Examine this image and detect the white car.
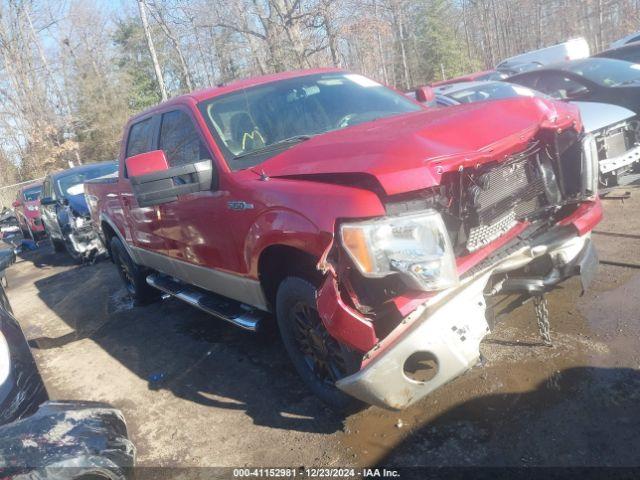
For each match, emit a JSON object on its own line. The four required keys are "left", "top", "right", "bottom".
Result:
{"left": 496, "top": 38, "right": 590, "bottom": 74}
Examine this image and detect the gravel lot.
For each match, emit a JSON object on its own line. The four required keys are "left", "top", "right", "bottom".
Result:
{"left": 5, "top": 183, "right": 640, "bottom": 468}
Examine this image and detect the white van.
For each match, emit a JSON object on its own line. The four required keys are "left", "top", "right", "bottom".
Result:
{"left": 496, "top": 37, "right": 590, "bottom": 73}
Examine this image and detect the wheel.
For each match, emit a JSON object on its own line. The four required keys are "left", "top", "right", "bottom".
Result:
{"left": 110, "top": 236, "right": 159, "bottom": 304}
{"left": 51, "top": 237, "right": 66, "bottom": 253}
{"left": 276, "top": 276, "right": 363, "bottom": 412}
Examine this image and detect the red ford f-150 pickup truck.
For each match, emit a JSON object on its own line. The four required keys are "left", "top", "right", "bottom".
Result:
{"left": 85, "top": 68, "right": 602, "bottom": 411}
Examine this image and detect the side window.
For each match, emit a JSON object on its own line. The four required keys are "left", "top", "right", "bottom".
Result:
{"left": 159, "top": 110, "right": 208, "bottom": 167}
{"left": 617, "top": 50, "right": 640, "bottom": 63}
{"left": 511, "top": 73, "right": 540, "bottom": 90}
{"left": 42, "top": 178, "right": 52, "bottom": 199}
{"left": 126, "top": 118, "right": 154, "bottom": 158}
{"left": 537, "top": 73, "right": 589, "bottom": 100}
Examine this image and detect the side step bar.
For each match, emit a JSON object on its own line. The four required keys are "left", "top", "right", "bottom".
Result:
{"left": 146, "top": 273, "right": 264, "bottom": 331}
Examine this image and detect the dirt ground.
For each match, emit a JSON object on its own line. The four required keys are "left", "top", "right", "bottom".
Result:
{"left": 4, "top": 184, "right": 640, "bottom": 469}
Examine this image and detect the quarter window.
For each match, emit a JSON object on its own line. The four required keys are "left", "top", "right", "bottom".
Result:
{"left": 159, "top": 110, "right": 207, "bottom": 167}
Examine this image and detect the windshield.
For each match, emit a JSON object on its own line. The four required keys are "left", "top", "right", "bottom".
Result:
{"left": 198, "top": 72, "right": 422, "bottom": 170}
{"left": 565, "top": 58, "right": 640, "bottom": 86}
{"left": 446, "top": 82, "right": 543, "bottom": 104}
{"left": 56, "top": 163, "right": 118, "bottom": 198}
{"left": 22, "top": 186, "right": 41, "bottom": 202}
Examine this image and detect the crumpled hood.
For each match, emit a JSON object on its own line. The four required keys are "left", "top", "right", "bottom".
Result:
{"left": 260, "top": 97, "right": 580, "bottom": 196}
{"left": 66, "top": 194, "right": 89, "bottom": 217}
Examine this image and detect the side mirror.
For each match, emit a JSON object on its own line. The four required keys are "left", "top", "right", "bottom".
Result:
{"left": 11, "top": 201, "right": 20, "bottom": 208}
{"left": 127, "top": 150, "right": 213, "bottom": 207}
{"left": 415, "top": 85, "right": 436, "bottom": 104}
{"left": 40, "top": 197, "right": 57, "bottom": 206}
{"left": 125, "top": 150, "right": 169, "bottom": 177}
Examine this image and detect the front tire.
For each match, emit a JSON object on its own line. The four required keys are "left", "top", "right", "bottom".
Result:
{"left": 276, "top": 276, "right": 363, "bottom": 412}
{"left": 110, "top": 236, "right": 159, "bottom": 304}
{"left": 51, "top": 237, "right": 66, "bottom": 253}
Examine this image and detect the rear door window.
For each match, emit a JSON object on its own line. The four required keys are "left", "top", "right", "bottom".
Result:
{"left": 126, "top": 118, "right": 154, "bottom": 158}
{"left": 159, "top": 110, "right": 208, "bottom": 167}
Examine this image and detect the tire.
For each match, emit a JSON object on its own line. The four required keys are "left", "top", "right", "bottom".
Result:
{"left": 52, "top": 237, "right": 66, "bottom": 253}
{"left": 110, "top": 236, "right": 159, "bottom": 304}
{"left": 276, "top": 276, "right": 363, "bottom": 412}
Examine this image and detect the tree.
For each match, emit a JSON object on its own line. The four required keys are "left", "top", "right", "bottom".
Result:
{"left": 137, "top": 0, "right": 168, "bottom": 101}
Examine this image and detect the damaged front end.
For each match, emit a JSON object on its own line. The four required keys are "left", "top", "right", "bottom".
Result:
{"left": 316, "top": 123, "right": 602, "bottom": 409}
{"left": 59, "top": 205, "right": 107, "bottom": 262}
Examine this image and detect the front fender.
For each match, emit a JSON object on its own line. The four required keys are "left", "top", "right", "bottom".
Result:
{"left": 245, "top": 208, "right": 330, "bottom": 277}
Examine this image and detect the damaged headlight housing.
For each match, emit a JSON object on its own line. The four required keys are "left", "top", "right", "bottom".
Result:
{"left": 581, "top": 133, "right": 599, "bottom": 199}
{"left": 340, "top": 210, "right": 459, "bottom": 291}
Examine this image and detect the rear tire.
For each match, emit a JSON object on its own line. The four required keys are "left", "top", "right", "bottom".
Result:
{"left": 276, "top": 276, "right": 363, "bottom": 413}
{"left": 110, "top": 236, "right": 159, "bottom": 305}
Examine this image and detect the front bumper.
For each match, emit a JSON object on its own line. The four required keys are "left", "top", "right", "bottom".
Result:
{"left": 66, "top": 222, "right": 107, "bottom": 259}
{"left": 28, "top": 216, "right": 45, "bottom": 232}
{"left": 599, "top": 143, "right": 640, "bottom": 175}
{"left": 336, "top": 230, "right": 598, "bottom": 410}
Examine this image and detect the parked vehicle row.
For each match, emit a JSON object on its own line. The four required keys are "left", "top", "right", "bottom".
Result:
{"left": 39, "top": 161, "right": 118, "bottom": 261}
{"left": 81, "top": 68, "right": 601, "bottom": 411}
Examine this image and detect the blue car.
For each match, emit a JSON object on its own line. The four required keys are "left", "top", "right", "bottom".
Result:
{"left": 40, "top": 162, "right": 118, "bottom": 261}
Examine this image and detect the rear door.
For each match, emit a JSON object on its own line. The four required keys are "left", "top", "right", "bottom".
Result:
{"left": 117, "top": 116, "right": 167, "bottom": 253}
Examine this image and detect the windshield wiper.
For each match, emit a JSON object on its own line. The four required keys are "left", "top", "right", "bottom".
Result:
{"left": 233, "top": 135, "right": 314, "bottom": 160}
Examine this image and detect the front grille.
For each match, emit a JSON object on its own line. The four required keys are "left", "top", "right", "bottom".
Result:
{"left": 464, "top": 143, "right": 558, "bottom": 252}
{"left": 467, "top": 211, "right": 516, "bottom": 252}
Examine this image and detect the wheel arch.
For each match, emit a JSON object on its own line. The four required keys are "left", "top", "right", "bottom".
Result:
{"left": 257, "top": 244, "right": 322, "bottom": 312}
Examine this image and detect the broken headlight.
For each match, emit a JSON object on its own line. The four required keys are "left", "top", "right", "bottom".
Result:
{"left": 74, "top": 216, "right": 86, "bottom": 229}
{"left": 340, "top": 210, "right": 459, "bottom": 291}
{"left": 581, "top": 133, "right": 599, "bottom": 199}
